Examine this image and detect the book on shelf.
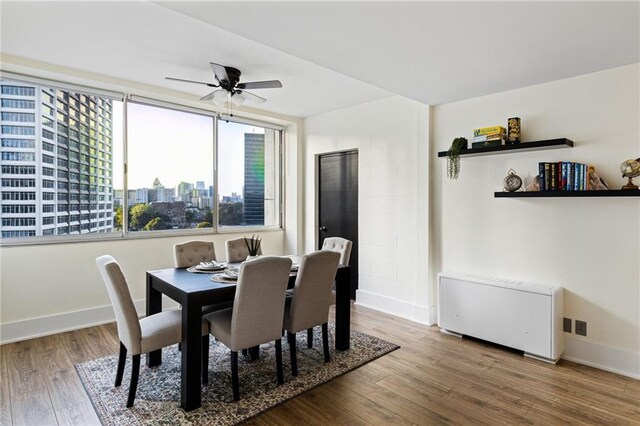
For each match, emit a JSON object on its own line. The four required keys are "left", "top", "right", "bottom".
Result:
{"left": 471, "top": 140, "right": 502, "bottom": 148}
{"left": 538, "top": 161, "right": 589, "bottom": 191}
{"left": 473, "top": 133, "right": 506, "bottom": 142}
{"left": 473, "top": 126, "right": 506, "bottom": 137}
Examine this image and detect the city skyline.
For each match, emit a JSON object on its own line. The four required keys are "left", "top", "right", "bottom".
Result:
{"left": 113, "top": 102, "right": 266, "bottom": 196}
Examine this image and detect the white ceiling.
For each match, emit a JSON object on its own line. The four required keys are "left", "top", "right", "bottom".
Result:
{"left": 2, "top": 1, "right": 638, "bottom": 118}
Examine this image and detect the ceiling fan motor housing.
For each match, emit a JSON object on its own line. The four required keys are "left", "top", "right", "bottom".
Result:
{"left": 222, "top": 66, "right": 242, "bottom": 92}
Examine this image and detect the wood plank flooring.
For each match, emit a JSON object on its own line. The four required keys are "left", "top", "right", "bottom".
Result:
{"left": 1, "top": 306, "right": 638, "bottom": 425}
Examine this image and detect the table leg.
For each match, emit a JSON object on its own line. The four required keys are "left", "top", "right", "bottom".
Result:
{"left": 335, "top": 267, "right": 351, "bottom": 351}
{"left": 181, "top": 295, "right": 202, "bottom": 411}
{"left": 146, "top": 273, "right": 162, "bottom": 367}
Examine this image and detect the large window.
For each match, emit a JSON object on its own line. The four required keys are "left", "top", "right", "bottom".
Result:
{"left": 123, "top": 102, "right": 215, "bottom": 232}
{"left": 217, "top": 120, "right": 281, "bottom": 228}
{"left": 0, "top": 77, "right": 283, "bottom": 243}
{"left": 0, "top": 78, "right": 120, "bottom": 240}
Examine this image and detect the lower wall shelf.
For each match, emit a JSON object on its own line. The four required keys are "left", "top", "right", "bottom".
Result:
{"left": 495, "top": 190, "right": 640, "bottom": 198}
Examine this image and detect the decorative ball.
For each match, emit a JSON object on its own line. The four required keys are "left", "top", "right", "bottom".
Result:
{"left": 620, "top": 158, "right": 640, "bottom": 178}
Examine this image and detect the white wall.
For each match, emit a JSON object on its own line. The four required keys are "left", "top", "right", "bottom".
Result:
{"left": 431, "top": 64, "right": 640, "bottom": 378}
{"left": 0, "top": 231, "right": 285, "bottom": 343}
{"left": 303, "top": 96, "right": 433, "bottom": 324}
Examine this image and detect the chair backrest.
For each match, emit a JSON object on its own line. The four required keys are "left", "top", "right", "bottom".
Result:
{"left": 230, "top": 256, "right": 292, "bottom": 350}
{"left": 95, "top": 255, "right": 142, "bottom": 353}
{"left": 173, "top": 240, "right": 216, "bottom": 268}
{"left": 225, "top": 237, "right": 263, "bottom": 263}
{"left": 287, "top": 251, "right": 341, "bottom": 333}
{"left": 321, "top": 237, "right": 352, "bottom": 265}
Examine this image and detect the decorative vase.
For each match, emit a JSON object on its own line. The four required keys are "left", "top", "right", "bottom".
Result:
{"left": 246, "top": 255, "right": 260, "bottom": 261}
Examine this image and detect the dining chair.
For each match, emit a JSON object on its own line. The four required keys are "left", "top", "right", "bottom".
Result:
{"left": 173, "top": 240, "right": 232, "bottom": 316}
{"left": 204, "top": 256, "right": 292, "bottom": 401}
{"left": 225, "top": 237, "right": 263, "bottom": 263}
{"left": 312, "top": 237, "right": 353, "bottom": 347}
{"left": 96, "top": 255, "right": 210, "bottom": 407}
{"left": 173, "top": 240, "right": 217, "bottom": 268}
{"left": 283, "top": 251, "right": 340, "bottom": 376}
{"left": 321, "top": 237, "right": 352, "bottom": 266}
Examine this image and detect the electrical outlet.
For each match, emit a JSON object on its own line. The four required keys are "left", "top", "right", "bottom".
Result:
{"left": 563, "top": 317, "right": 572, "bottom": 333}
{"left": 575, "top": 320, "right": 587, "bottom": 336}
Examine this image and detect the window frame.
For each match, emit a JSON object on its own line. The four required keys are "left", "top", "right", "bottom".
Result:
{"left": 215, "top": 116, "right": 284, "bottom": 233}
{"left": 0, "top": 73, "right": 285, "bottom": 246}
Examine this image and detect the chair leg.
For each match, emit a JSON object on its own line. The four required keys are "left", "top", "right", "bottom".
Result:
{"left": 202, "top": 335, "right": 209, "bottom": 385}
{"left": 231, "top": 351, "right": 240, "bottom": 402}
{"left": 307, "top": 328, "right": 314, "bottom": 349}
{"left": 288, "top": 331, "right": 298, "bottom": 376}
{"left": 322, "top": 323, "right": 331, "bottom": 363}
{"left": 275, "top": 339, "right": 284, "bottom": 385}
{"left": 126, "top": 354, "right": 140, "bottom": 408}
{"left": 178, "top": 342, "right": 181, "bottom": 351}
{"left": 115, "top": 342, "right": 127, "bottom": 387}
{"left": 241, "top": 348, "right": 248, "bottom": 356}
{"left": 249, "top": 345, "right": 259, "bottom": 360}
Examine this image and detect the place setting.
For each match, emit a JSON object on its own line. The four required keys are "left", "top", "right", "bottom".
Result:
{"left": 186, "top": 261, "right": 227, "bottom": 274}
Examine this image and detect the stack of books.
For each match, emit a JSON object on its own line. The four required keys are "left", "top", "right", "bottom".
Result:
{"left": 472, "top": 126, "right": 506, "bottom": 148}
{"left": 538, "top": 162, "right": 589, "bottom": 191}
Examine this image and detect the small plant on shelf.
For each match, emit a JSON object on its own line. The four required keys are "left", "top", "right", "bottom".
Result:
{"left": 244, "top": 234, "right": 262, "bottom": 256}
{"left": 447, "top": 137, "right": 468, "bottom": 179}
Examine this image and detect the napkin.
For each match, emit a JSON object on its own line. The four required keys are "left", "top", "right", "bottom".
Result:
{"left": 195, "top": 261, "right": 225, "bottom": 271}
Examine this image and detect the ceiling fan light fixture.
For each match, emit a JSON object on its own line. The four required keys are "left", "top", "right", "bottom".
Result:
{"left": 211, "top": 90, "right": 228, "bottom": 107}
{"left": 231, "top": 91, "right": 247, "bottom": 106}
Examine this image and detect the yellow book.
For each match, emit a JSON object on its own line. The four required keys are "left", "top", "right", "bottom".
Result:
{"left": 473, "top": 126, "right": 506, "bottom": 137}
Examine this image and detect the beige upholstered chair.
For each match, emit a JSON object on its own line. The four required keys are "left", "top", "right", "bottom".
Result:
{"left": 173, "top": 241, "right": 232, "bottom": 315}
{"left": 96, "top": 255, "right": 209, "bottom": 407}
{"left": 321, "top": 237, "right": 352, "bottom": 266}
{"left": 283, "top": 251, "right": 341, "bottom": 376}
{"left": 173, "top": 240, "right": 216, "bottom": 268}
{"left": 225, "top": 237, "right": 262, "bottom": 263}
{"left": 204, "top": 256, "right": 292, "bottom": 401}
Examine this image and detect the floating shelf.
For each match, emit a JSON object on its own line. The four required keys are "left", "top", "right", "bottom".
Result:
{"left": 438, "top": 138, "right": 573, "bottom": 158}
{"left": 495, "top": 190, "right": 640, "bottom": 198}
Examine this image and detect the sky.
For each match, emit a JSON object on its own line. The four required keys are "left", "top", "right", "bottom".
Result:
{"left": 111, "top": 102, "right": 265, "bottom": 196}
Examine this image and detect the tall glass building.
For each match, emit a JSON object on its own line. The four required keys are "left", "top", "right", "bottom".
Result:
{"left": 0, "top": 80, "right": 114, "bottom": 238}
{"left": 243, "top": 133, "right": 265, "bottom": 225}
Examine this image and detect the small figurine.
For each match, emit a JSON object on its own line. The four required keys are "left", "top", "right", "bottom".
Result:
{"left": 525, "top": 175, "right": 541, "bottom": 192}
{"left": 587, "top": 165, "right": 608, "bottom": 190}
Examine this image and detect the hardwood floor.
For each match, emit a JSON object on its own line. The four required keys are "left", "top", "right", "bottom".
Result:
{"left": 1, "top": 305, "right": 638, "bottom": 425}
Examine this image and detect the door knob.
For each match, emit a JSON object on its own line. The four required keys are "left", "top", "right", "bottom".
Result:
{"left": 319, "top": 226, "right": 327, "bottom": 231}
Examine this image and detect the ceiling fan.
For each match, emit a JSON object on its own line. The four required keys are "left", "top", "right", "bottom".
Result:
{"left": 165, "top": 62, "right": 282, "bottom": 106}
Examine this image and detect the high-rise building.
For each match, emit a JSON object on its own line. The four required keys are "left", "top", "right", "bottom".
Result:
{"left": 0, "top": 81, "right": 114, "bottom": 237}
{"left": 243, "top": 133, "right": 265, "bottom": 225}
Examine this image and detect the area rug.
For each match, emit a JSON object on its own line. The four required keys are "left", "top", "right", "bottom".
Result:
{"left": 76, "top": 324, "right": 399, "bottom": 425}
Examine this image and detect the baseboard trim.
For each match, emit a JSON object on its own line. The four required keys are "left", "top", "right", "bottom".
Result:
{"left": 355, "top": 289, "right": 435, "bottom": 326}
{"left": 562, "top": 335, "right": 639, "bottom": 379}
{"left": 0, "top": 299, "right": 178, "bottom": 345}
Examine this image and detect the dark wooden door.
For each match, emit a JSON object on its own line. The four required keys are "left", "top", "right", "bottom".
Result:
{"left": 318, "top": 150, "right": 358, "bottom": 299}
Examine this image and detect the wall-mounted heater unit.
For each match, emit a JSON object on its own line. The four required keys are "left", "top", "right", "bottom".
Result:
{"left": 438, "top": 272, "right": 564, "bottom": 363}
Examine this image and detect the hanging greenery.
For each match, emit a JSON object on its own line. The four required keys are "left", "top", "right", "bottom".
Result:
{"left": 447, "top": 137, "right": 468, "bottom": 179}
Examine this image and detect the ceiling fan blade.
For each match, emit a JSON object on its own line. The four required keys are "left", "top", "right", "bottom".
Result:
{"left": 200, "top": 90, "right": 220, "bottom": 101}
{"left": 210, "top": 62, "right": 229, "bottom": 83}
{"left": 238, "top": 90, "right": 267, "bottom": 104}
{"left": 237, "top": 80, "right": 282, "bottom": 90}
{"left": 165, "top": 76, "right": 216, "bottom": 87}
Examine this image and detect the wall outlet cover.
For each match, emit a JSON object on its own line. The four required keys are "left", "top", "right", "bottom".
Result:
{"left": 575, "top": 320, "right": 587, "bottom": 336}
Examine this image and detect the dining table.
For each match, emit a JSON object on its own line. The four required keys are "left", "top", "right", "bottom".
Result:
{"left": 145, "top": 258, "right": 352, "bottom": 411}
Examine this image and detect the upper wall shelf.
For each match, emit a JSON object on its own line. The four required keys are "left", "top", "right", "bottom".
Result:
{"left": 437, "top": 138, "right": 573, "bottom": 158}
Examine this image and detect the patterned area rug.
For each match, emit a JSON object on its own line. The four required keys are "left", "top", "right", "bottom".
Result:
{"left": 76, "top": 324, "right": 399, "bottom": 425}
